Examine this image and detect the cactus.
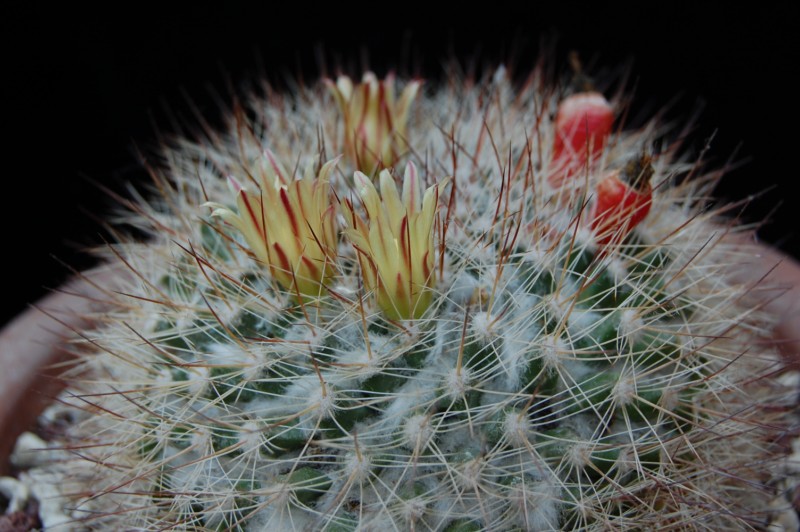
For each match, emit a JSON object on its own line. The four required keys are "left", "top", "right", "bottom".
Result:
{"left": 8, "top": 64, "right": 799, "bottom": 531}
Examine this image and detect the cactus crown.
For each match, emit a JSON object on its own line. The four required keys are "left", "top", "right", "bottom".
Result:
{"left": 15, "top": 67, "right": 797, "bottom": 531}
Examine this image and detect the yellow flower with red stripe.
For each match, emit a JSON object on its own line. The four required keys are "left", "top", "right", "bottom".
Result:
{"left": 342, "top": 162, "right": 447, "bottom": 320}
{"left": 327, "top": 72, "right": 420, "bottom": 174}
{"left": 207, "top": 153, "right": 339, "bottom": 298}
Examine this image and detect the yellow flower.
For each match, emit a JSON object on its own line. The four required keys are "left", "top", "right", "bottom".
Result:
{"left": 342, "top": 162, "right": 447, "bottom": 320}
{"left": 327, "top": 72, "right": 420, "bottom": 174}
{"left": 207, "top": 153, "right": 339, "bottom": 298}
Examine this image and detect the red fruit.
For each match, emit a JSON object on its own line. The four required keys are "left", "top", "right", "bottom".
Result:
{"left": 549, "top": 92, "right": 614, "bottom": 187}
{"left": 590, "top": 156, "right": 654, "bottom": 247}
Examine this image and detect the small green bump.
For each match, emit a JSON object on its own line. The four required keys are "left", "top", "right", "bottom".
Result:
{"left": 576, "top": 268, "right": 631, "bottom": 309}
{"left": 403, "top": 346, "right": 429, "bottom": 368}
{"left": 210, "top": 516, "right": 244, "bottom": 532}
{"left": 206, "top": 479, "right": 261, "bottom": 531}
{"left": 170, "top": 425, "right": 192, "bottom": 449}
{"left": 536, "top": 427, "right": 578, "bottom": 462}
{"left": 320, "top": 393, "right": 373, "bottom": 435}
{"left": 373, "top": 453, "right": 394, "bottom": 467}
{"left": 367, "top": 316, "right": 391, "bottom": 335}
{"left": 154, "top": 319, "right": 226, "bottom": 352}
{"left": 324, "top": 516, "right": 358, "bottom": 532}
{"left": 521, "top": 356, "right": 559, "bottom": 395}
{"left": 152, "top": 470, "right": 171, "bottom": 493}
{"left": 463, "top": 336, "right": 501, "bottom": 375}
{"left": 614, "top": 444, "right": 662, "bottom": 479}
{"left": 566, "top": 370, "right": 619, "bottom": 415}
{"left": 283, "top": 467, "right": 332, "bottom": 505}
{"left": 573, "top": 312, "right": 622, "bottom": 360}
{"left": 566, "top": 241, "right": 595, "bottom": 275}
{"left": 537, "top": 305, "right": 565, "bottom": 336}
{"left": 626, "top": 247, "right": 670, "bottom": 275}
{"left": 208, "top": 366, "right": 256, "bottom": 403}
{"left": 588, "top": 446, "right": 621, "bottom": 479}
{"left": 264, "top": 418, "right": 309, "bottom": 453}
{"left": 235, "top": 478, "right": 259, "bottom": 491}
{"left": 667, "top": 388, "right": 701, "bottom": 433}
{"left": 403, "top": 325, "right": 436, "bottom": 369}
{"left": 531, "top": 269, "right": 556, "bottom": 296}
{"left": 369, "top": 453, "right": 395, "bottom": 475}
{"left": 256, "top": 307, "right": 303, "bottom": 340}
{"left": 638, "top": 445, "right": 662, "bottom": 473}
{"left": 171, "top": 367, "right": 189, "bottom": 381}
{"left": 138, "top": 437, "right": 158, "bottom": 457}
{"left": 485, "top": 407, "right": 518, "bottom": 446}
{"left": 519, "top": 261, "right": 556, "bottom": 296}
{"left": 483, "top": 408, "right": 511, "bottom": 445}
{"left": 317, "top": 336, "right": 346, "bottom": 362}
{"left": 500, "top": 474, "right": 524, "bottom": 488}
{"left": 399, "top": 481, "right": 428, "bottom": 500}
{"left": 211, "top": 427, "right": 241, "bottom": 455}
{"left": 251, "top": 368, "right": 290, "bottom": 396}
{"left": 627, "top": 275, "right": 684, "bottom": 320}
{"left": 233, "top": 478, "right": 260, "bottom": 513}
{"left": 201, "top": 221, "right": 231, "bottom": 260}
{"left": 158, "top": 271, "right": 197, "bottom": 300}
{"left": 444, "top": 519, "right": 483, "bottom": 532}
{"left": 361, "top": 369, "right": 410, "bottom": 394}
{"left": 153, "top": 319, "right": 192, "bottom": 351}
{"left": 633, "top": 331, "right": 680, "bottom": 367}
{"left": 233, "top": 310, "right": 269, "bottom": 338}
{"left": 436, "top": 387, "right": 482, "bottom": 413}
{"left": 311, "top": 338, "right": 341, "bottom": 364}
{"left": 622, "top": 387, "right": 663, "bottom": 422}
{"left": 451, "top": 448, "right": 480, "bottom": 465}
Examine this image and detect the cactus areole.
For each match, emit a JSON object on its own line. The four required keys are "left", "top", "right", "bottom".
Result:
{"left": 5, "top": 66, "right": 798, "bottom": 531}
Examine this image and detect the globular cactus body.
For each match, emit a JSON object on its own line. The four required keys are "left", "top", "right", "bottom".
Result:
{"left": 11, "top": 65, "right": 798, "bottom": 531}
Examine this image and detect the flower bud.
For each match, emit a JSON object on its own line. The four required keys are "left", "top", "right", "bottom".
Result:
{"left": 327, "top": 72, "right": 420, "bottom": 174}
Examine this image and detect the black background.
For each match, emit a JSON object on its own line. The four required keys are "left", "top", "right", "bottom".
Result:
{"left": 4, "top": 3, "right": 799, "bottom": 327}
